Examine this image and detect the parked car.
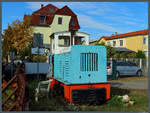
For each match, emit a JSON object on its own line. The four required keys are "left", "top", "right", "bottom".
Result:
{"left": 3, "top": 63, "right": 17, "bottom": 81}
{"left": 13, "top": 59, "right": 22, "bottom": 65}
{"left": 107, "top": 60, "right": 143, "bottom": 78}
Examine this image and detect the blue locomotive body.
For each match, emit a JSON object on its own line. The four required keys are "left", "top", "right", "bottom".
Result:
{"left": 53, "top": 45, "right": 107, "bottom": 85}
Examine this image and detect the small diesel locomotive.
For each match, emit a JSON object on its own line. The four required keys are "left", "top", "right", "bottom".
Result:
{"left": 48, "top": 31, "right": 110, "bottom": 103}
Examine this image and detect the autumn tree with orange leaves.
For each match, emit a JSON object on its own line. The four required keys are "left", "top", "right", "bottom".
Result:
{"left": 3, "top": 15, "right": 33, "bottom": 61}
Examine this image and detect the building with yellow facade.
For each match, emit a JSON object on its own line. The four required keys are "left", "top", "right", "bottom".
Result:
{"left": 99, "top": 29, "right": 148, "bottom": 57}
{"left": 30, "top": 4, "right": 80, "bottom": 48}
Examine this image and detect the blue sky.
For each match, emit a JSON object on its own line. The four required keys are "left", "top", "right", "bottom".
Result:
{"left": 2, "top": 2, "right": 148, "bottom": 40}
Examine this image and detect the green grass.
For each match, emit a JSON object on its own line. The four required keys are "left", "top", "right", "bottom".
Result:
{"left": 28, "top": 80, "right": 148, "bottom": 112}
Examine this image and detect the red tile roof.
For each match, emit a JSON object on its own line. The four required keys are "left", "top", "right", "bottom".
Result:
{"left": 31, "top": 4, "right": 80, "bottom": 30}
{"left": 99, "top": 29, "right": 148, "bottom": 41}
{"left": 55, "top": 5, "right": 76, "bottom": 16}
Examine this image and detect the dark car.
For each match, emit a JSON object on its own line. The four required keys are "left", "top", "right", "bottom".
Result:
{"left": 3, "top": 63, "right": 17, "bottom": 81}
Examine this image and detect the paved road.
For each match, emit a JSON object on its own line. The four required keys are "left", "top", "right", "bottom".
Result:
{"left": 110, "top": 80, "right": 148, "bottom": 89}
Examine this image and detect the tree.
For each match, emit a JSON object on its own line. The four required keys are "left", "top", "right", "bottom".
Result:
{"left": 127, "top": 52, "right": 136, "bottom": 58}
{"left": 95, "top": 41, "right": 105, "bottom": 46}
{"left": 136, "top": 50, "right": 146, "bottom": 59}
{"left": 94, "top": 41, "right": 116, "bottom": 58}
{"left": 106, "top": 46, "right": 116, "bottom": 58}
{"left": 3, "top": 15, "right": 33, "bottom": 60}
{"left": 33, "top": 55, "right": 47, "bottom": 62}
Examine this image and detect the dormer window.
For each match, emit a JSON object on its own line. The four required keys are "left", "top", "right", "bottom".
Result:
{"left": 49, "top": 8, "right": 54, "bottom": 13}
{"left": 40, "top": 16, "right": 46, "bottom": 23}
{"left": 58, "top": 17, "right": 62, "bottom": 24}
{"left": 64, "top": 9, "right": 67, "bottom": 14}
{"left": 71, "top": 18, "right": 75, "bottom": 26}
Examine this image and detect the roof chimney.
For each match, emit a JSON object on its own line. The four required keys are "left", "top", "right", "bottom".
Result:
{"left": 115, "top": 32, "right": 117, "bottom": 35}
{"left": 41, "top": 4, "right": 44, "bottom": 8}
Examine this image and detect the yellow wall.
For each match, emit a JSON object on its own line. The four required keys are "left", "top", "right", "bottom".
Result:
{"left": 125, "top": 35, "right": 148, "bottom": 52}
{"left": 32, "top": 15, "right": 71, "bottom": 45}
{"left": 50, "top": 15, "right": 71, "bottom": 34}
{"left": 101, "top": 35, "right": 148, "bottom": 53}
{"left": 125, "top": 35, "right": 143, "bottom": 52}
{"left": 33, "top": 26, "right": 51, "bottom": 45}
{"left": 99, "top": 38, "right": 106, "bottom": 44}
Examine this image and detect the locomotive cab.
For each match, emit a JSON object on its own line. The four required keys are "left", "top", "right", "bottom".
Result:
{"left": 50, "top": 31, "right": 90, "bottom": 54}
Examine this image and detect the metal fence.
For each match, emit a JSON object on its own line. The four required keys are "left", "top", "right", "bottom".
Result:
{"left": 25, "top": 63, "right": 49, "bottom": 74}
{"left": 110, "top": 58, "right": 148, "bottom": 76}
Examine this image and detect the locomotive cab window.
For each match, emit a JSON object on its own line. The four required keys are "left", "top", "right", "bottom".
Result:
{"left": 74, "top": 37, "right": 82, "bottom": 45}
{"left": 58, "top": 36, "right": 70, "bottom": 47}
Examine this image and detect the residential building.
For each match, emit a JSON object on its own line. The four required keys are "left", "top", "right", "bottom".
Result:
{"left": 30, "top": 4, "right": 80, "bottom": 48}
{"left": 82, "top": 39, "right": 98, "bottom": 45}
{"left": 99, "top": 29, "right": 148, "bottom": 57}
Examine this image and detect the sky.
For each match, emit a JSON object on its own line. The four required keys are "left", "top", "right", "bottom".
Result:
{"left": 2, "top": 2, "right": 148, "bottom": 40}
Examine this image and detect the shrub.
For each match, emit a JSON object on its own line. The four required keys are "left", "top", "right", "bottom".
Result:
{"left": 106, "top": 96, "right": 124, "bottom": 107}
{"left": 32, "top": 55, "right": 47, "bottom": 62}
{"left": 136, "top": 50, "right": 146, "bottom": 59}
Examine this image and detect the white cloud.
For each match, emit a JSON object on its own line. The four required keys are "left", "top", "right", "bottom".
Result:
{"left": 78, "top": 14, "right": 123, "bottom": 33}
{"left": 25, "top": 2, "right": 148, "bottom": 38}
{"left": 104, "top": 15, "right": 143, "bottom": 26}
{"left": 26, "top": 2, "right": 116, "bottom": 12}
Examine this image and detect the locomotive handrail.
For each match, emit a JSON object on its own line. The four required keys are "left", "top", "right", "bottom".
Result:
{"left": 35, "top": 79, "right": 53, "bottom": 101}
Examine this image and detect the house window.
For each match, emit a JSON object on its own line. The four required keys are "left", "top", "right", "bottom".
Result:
{"left": 33, "top": 33, "right": 43, "bottom": 47}
{"left": 64, "top": 9, "right": 67, "bottom": 13}
{"left": 71, "top": 18, "right": 75, "bottom": 26}
{"left": 143, "top": 37, "right": 146, "bottom": 45}
{"left": 107, "top": 41, "right": 111, "bottom": 46}
{"left": 49, "top": 8, "right": 54, "bottom": 13}
{"left": 58, "top": 17, "right": 62, "bottom": 24}
{"left": 120, "top": 40, "right": 123, "bottom": 46}
{"left": 40, "top": 16, "right": 46, "bottom": 23}
{"left": 113, "top": 41, "right": 116, "bottom": 47}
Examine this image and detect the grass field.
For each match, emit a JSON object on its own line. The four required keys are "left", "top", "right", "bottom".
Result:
{"left": 28, "top": 80, "right": 148, "bottom": 112}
